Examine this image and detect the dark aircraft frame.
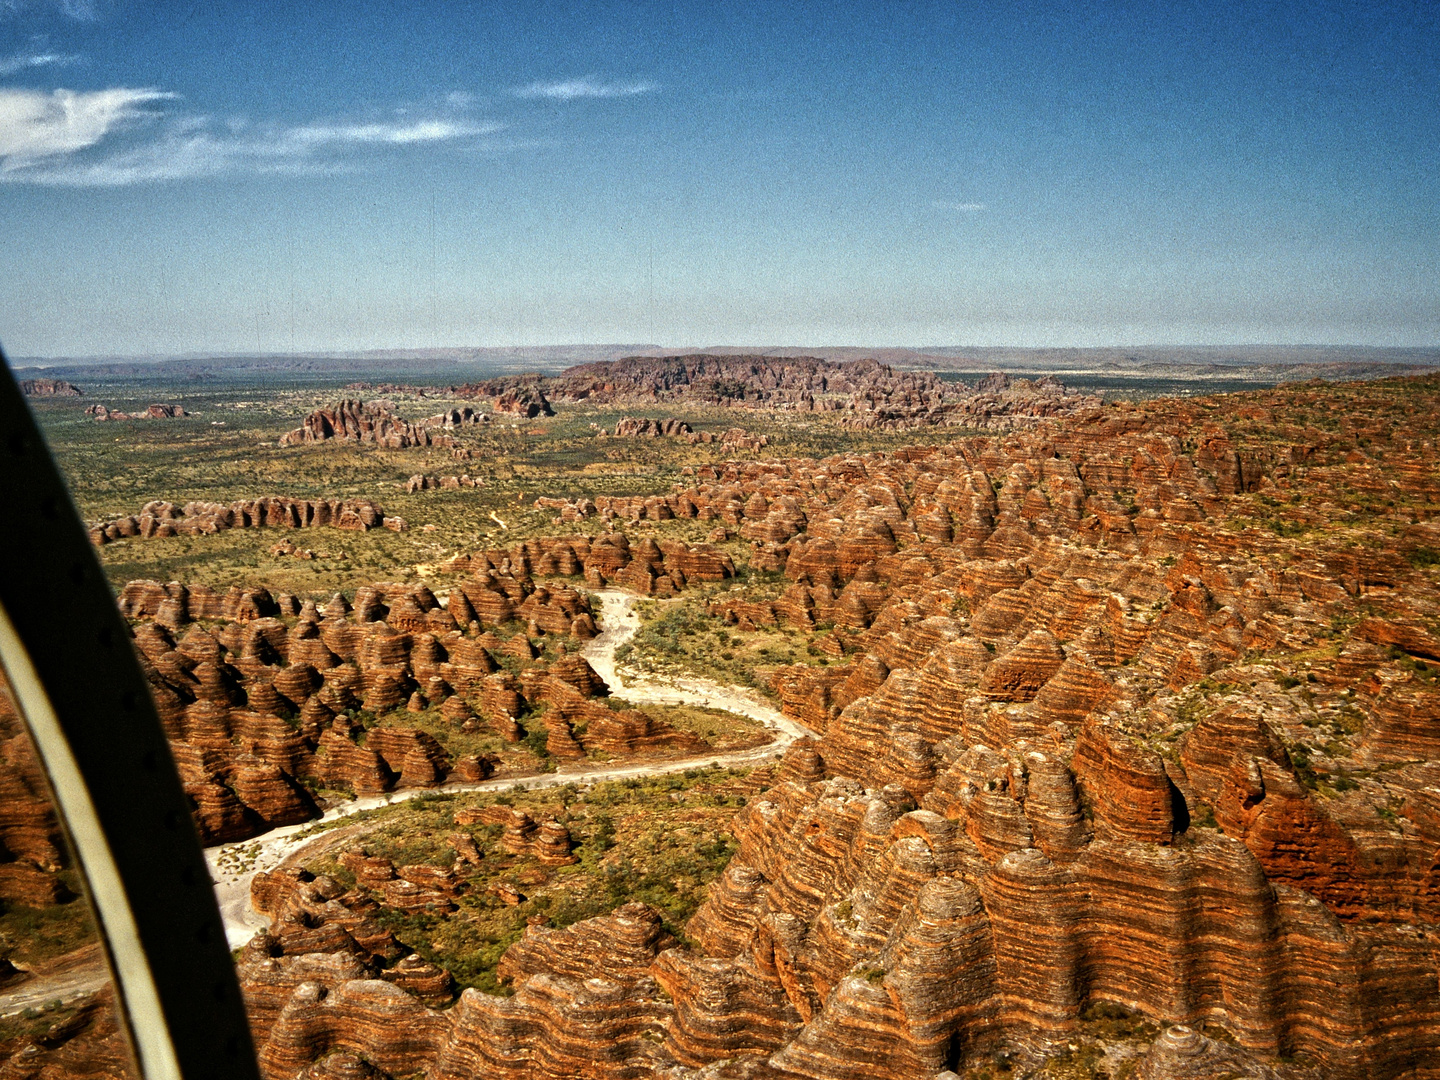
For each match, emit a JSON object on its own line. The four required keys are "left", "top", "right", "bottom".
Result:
{"left": 0, "top": 355, "right": 260, "bottom": 1080}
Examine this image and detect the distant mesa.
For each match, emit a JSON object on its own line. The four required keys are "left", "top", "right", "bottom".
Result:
{"left": 338, "top": 356, "right": 1096, "bottom": 432}
{"left": 85, "top": 402, "right": 187, "bottom": 420}
{"left": 443, "top": 354, "right": 1101, "bottom": 430}
{"left": 279, "top": 399, "right": 488, "bottom": 448}
{"left": 88, "top": 496, "right": 401, "bottom": 546}
{"left": 19, "top": 377, "right": 81, "bottom": 397}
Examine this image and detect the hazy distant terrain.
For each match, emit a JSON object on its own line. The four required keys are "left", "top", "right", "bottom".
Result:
{"left": 699, "top": 344, "right": 1440, "bottom": 385}
{"left": 12, "top": 344, "right": 1437, "bottom": 401}
{"left": 5, "top": 345, "right": 662, "bottom": 383}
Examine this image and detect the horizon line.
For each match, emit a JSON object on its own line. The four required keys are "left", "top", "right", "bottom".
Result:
{"left": 9, "top": 342, "right": 1440, "bottom": 362}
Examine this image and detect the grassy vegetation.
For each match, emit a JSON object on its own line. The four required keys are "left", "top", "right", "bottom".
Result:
{"left": 29, "top": 378, "right": 960, "bottom": 597}
{"left": 0, "top": 872, "right": 94, "bottom": 967}
{"left": 627, "top": 701, "right": 769, "bottom": 750}
{"left": 0, "top": 996, "right": 94, "bottom": 1046}
{"left": 298, "top": 766, "right": 761, "bottom": 995}
{"left": 371, "top": 706, "right": 546, "bottom": 774}
{"left": 365, "top": 689, "right": 763, "bottom": 774}
{"left": 34, "top": 371, "right": 1440, "bottom": 601}
{"left": 1408, "top": 547, "right": 1440, "bottom": 569}
{"left": 616, "top": 596, "right": 832, "bottom": 696}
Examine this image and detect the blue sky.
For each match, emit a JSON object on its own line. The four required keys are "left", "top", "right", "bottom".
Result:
{"left": 0, "top": 0, "right": 1435, "bottom": 357}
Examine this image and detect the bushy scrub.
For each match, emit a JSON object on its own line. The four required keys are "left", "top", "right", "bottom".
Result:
{"left": 622, "top": 598, "right": 829, "bottom": 695}
{"left": 301, "top": 766, "right": 762, "bottom": 995}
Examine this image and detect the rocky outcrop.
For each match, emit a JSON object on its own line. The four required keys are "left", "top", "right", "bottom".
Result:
{"left": 599, "top": 416, "right": 769, "bottom": 450}
{"left": 454, "top": 806, "right": 578, "bottom": 865}
{"left": 610, "top": 416, "right": 693, "bottom": 438}
{"left": 405, "top": 474, "right": 482, "bottom": 493}
{"left": 492, "top": 385, "right": 554, "bottom": 417}
{"left": 1134, "top": 1024, "right": 1281, "bottom": 1079}
{"left": 279, "top": 399, "right": 482, "bottom": 448}
{"left": 0, "top": 860, "right": 71, "bottom": 905}
{"left": 18, "top": 377, "right": 81, "bottom": 396}
{"left": 0, "top": 676, "right": 74, "bottom": 910}
{"left": 541, "top": 678, "right": 709, "bottom": 759}
{"left": 89, "top": 497, "right": 396, "bottom": 546}
{"left": 115, "top": 544, "right": 736, "bottom": 843}
{"left": 444, "top": 535, "right": 735, "bottom": 593}
{"left": 428, "top": 904, "right": 675, "bottom": 1080}
{"left": 291, "top": 379, "right": 1440, "bottom": 1078}
{"left": 418, "top": 405, "right": 488, "bottom": 430}
{"left": 85, "top": 402, "right": 187, "bottom": 420}
{"left": 446, "top": 356, "right": 1100, "bottom": 430}
{"left": 257, "top": 979, "right": 449, "bottom": 1080}
{"left": 0, "top": 986, "right": 137, "bottom": 1079}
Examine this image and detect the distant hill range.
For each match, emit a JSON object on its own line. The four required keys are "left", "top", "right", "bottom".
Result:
{"left": 6, "top": 345, "right": 662, "bottom": 381}
{"left": 9, "top": 344, "right": 1436, "bottom": 389}
{"left": 677, "top": 345, "right": 1440, "bottom": 384}
{"left": 440, "top": 354, "right": 1103, "bottom": 431}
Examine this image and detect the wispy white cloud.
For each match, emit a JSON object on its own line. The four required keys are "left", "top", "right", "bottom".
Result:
{"left": 1, "top": 0, "right": 98, "bottom": 21}
{"left": 0, "top": 86, "right": 173, "bottom": 167}
{"left": 9, "top": 125, "right": 326, "bottom": 185}
{"left": 932, "top": 200, "right": 986, "bottom": 212}
{"left": 514, "top": 77, "right": 657, "bottom": 101}
{"left": 0, "top": 50, "right": 80, "bottom": 75}
{"left": 287, "top": 118, "right": 494, "bottom": 146}
{"left": 0, "top": 89, "right": 505, "bottom": 185}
